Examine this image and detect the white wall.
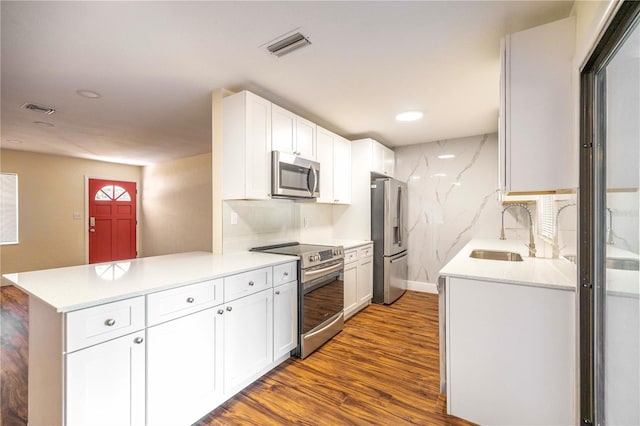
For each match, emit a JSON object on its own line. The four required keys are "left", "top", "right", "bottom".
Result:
{"left": 141, "top": 153, "right": 212, "bottom": 257}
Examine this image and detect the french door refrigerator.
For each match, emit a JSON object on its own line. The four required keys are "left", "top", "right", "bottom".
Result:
{"left": 371, "top": 177, "right": 408, "bottom": 304}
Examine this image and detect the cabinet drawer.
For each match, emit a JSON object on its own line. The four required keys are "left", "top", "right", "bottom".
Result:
{"left": 344, "top": 249, "right": 358, "bottom": 264}
{"left": 66, "top": 296, "right": 145, "bottom": 353}
{"left": 273, "top": 262, "right": 296, "bottom": 286}
{"left": 224, "top": 267, "right": 272, "bottom": 302}
{"left": 358, "top": 244, "right": 373, "bottom": 259}
{"left": 147, "top": 279, "right": 222, "bottom": 326}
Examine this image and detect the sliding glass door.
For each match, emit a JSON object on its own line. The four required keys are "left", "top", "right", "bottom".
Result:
{"left": 580, "top": 2, "right": 640, "bottom": 425}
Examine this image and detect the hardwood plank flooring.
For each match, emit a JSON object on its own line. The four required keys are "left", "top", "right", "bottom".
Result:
{"left": 0, "top": 286, "right": 474, "bottom": 425}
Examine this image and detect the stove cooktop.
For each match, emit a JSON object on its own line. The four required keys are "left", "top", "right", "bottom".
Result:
{"left": 251, "top": 242, "right": 344, "bottom": 268}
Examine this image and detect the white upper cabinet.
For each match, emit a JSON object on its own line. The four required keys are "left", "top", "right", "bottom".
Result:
{"left": 222, "top": 91, "right": 272, "bottom": 200}
{"left": 356, "top": 138, "right": 395, "bottom": 178}
{"left": 500, "top": 16, "right": 575, "bottom": 193}
{"left": 272, "top": 104, "right": 316, "bottom": 160}
{"left": 316, "top": 126, "right": 352, "bottom": 204}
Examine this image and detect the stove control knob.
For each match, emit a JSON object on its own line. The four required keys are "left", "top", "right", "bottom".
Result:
{"left": 309, "top": 255, "right": 315, "bottom": 262}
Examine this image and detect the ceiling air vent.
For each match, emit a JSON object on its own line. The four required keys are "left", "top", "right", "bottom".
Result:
{"left": 21, "top": 102, "right": 56, "bottom": 115}
{"left": 267, "top": 32, "right": 311, "bottom": 57}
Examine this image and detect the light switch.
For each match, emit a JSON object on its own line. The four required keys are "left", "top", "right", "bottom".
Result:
{"left": 73, "top": 212, "right": 82, "bottom": 220}
{"left": 230, "top": 212, "right": 238, "bottom": 225}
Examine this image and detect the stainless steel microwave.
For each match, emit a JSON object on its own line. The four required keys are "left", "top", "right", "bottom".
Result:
{"left": 271, "top": 151, "right": 320, "bottom": 199}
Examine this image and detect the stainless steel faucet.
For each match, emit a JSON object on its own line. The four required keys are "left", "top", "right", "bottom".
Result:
{"left": 606, "top": 207, "right": 615, "bottom": 245}
{"left": 500, "top": 204, "right": 536, "bottom": 257}
{"left": 552, "top": 203, "right": 576, "bottom": 258}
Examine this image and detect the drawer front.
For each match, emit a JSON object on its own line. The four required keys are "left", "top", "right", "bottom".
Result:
{"left": 147, "top": 279, "right": 222, "bottom": 326}
{"left": 66, "top": 296, "right": 145, "bottom": 353}
{"left": 273, "top": 262, "right": 297, "bottom": 286}
{"left": 359, "top": 244, "right": 373, "bottom": 259}
{"left": 344, "top": 249, "right": 358, "bottom": 264}
{"left": 224, "top": 267, "right": 272, "bottom": 302}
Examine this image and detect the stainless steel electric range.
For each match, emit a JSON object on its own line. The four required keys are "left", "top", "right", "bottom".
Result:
{"left": 251, "top": 242, "right": 344, "bottom": 358}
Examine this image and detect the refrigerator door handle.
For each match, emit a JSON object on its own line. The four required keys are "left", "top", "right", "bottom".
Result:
{"left": 397, "top": 186, "right": 402, "bottom": 246}
{"left": 389, "top": 252, "right": 408, "bottom": 263}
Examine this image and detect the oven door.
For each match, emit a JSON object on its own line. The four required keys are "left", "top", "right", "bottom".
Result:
{"left": 298, "top": 261, "right": 344, "bottom": 358}
{"left": 272, "top": 151, "right": 319, "bottom": 199}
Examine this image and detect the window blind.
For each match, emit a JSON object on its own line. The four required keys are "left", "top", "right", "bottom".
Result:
{"left": 0, "top": 173, "right": 18, "bottom": 244}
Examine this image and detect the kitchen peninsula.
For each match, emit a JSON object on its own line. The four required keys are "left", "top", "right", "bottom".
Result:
{"left": 439, "top": 239, "right": 577, "bottom": 425}
{"left": 4, "top": 251, "right": 298, "bottom": 426}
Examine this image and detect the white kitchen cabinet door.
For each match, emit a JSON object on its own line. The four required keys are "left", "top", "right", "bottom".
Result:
{"left": 357, "top": 256, "right": 373, "bottom": 304}
{"left": 501, "top": 16, "right": 575, "bottom": 192}
{"left": 382, "top": 146, "right": 395, "bottom": 178}
{"left": 446, "top": 277, "right": 574, "bottom": 425}
{"left": 66, "top": 331, "right": 145, "bottom": 426}
{"left": 371, "top": 141, "right": 386, "bottom": 176}
{"left": 271, "top": 104, "right": 296, "bottom": 155}
{"left": 146, "top": 307, "right": 223, "bottom": 426}
{"left": 316, "top": 126, "right": 335, "bottom": 203}
{"left": 295, "top": 116, "right": 316, "bottom": 159}
{"left": 273, "top": 280, "right": 298, "bottom": 359}
{"left": 222, "top": 90, "right": 272, "bottom": 200}
{"left": 343, "top": 261, "right": 358, "bottom": 318}
{"left": 333, "top": 136, "right": 352, "bottom": 204}
{"left": 224, "top": 289, "right": 273, "bottom": 396}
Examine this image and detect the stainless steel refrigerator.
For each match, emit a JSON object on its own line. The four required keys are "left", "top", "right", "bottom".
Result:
{"left": 371, "top": 177, "right": 408, "bottom": 304}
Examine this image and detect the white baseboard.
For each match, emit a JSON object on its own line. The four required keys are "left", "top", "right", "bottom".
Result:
{"left": 406, "top": 280, "right": 438, "bottom": 294}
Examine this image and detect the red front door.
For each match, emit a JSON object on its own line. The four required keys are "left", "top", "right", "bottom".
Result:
{"left": 89, "top": 179, "right": 137, "bottom": 264}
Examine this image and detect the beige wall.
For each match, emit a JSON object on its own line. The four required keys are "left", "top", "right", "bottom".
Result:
{"left": 141, "top": 153, "right": 212, "bottom": 257}
{"left": 0, "top": 149, "right": 142, "bottom": 275}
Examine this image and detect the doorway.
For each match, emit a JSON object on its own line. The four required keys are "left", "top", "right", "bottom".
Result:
{"left": 580, "top": 2, "right": 640, "bottom": 424}
{"left": 88, "top": 178, "right": 137, "bottom": 264}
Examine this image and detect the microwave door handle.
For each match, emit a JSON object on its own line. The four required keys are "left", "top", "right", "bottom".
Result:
{"left": 312, "top": 166, "right": 318, "bottom": 195}
{"left": 307, "top": 166, "right": 318, "bottom": 196}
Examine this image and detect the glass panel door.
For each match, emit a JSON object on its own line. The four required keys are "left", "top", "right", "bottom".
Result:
{"left": 581, "top": 3, "right": 640, "bottom": 425}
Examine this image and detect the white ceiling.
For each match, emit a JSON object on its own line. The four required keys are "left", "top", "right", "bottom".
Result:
{"left": 1, "top": 1, "right": 573, "bottom": 166}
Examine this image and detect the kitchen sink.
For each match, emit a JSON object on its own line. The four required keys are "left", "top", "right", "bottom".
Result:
{"left": 562, "top": 255, "right": 639, "bottom": 271}
{"left": 606, "top": 257, "right": 639, "bottom": 271}
{"left": 469, "top": 249, "right": 523, "bottom": 262}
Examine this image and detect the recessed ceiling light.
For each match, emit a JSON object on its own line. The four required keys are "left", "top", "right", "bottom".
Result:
{"left": 438, "top": 154, "right": 455, "bottom": 159}
{"left": 6, "top": 139, "right": 23, "bottom": 144}
{"left": 33, "top": 121, "right": 54, "bottom": 127}
{"left": 395, "top": 110, "right": 423, "bottom": 122}
{"left": 76, "top": 89, "right": 102, "bottom": 99}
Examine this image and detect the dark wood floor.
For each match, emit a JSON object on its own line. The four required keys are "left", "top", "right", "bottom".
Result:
{"left": 1, "top": 286, "right": 473, "bottom": 425}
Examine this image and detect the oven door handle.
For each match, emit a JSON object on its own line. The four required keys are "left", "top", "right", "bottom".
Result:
{"left": 302, "top": 262, "right": 344, "bottom": 283}
{"left": 304, "top": 312, "right": 344, "bottom": 339}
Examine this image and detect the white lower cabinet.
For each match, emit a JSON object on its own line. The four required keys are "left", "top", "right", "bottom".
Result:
{"left": 146, "top": 307, "right": 223, "bottom": 426}
{"left": 65, "top": 331, "right": 145, "bottom": 426}
{"left": 273, "top": 280, "right": 298, "bottom": 359}
{"left": 344, "top": 244, "right": 374, "bottom": 320}
{"left": 223, "top": 288, "right": 274, "bottom": 396}
{"left": 446, "top": 276, "right": 575, "bottom": 425}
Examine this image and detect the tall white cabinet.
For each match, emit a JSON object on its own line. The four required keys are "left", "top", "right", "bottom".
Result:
{"left": 500, "top": 16, "right": 576, "bottom": 193}
{"left": 316, "top": 125, "right": 352, "bottom": 204}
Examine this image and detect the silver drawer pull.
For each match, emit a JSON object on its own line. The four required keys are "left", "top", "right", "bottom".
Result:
{"left": 275, "top": 290, "right": 281, "bottom": 295}
{"left": 217, "top": 309, "right": 224, "bottom": 315}
{"left": 186, "top": 297, "right": 195, "bottom": 303}
{"left": 283, "top": 272, "right": 289, "bottom": 277}
{"left": 226, "top": 306, "right": 232, "bottom": 312}
{"left": 248, "top": 281, "right": 255, "bottom": 286}
{"left": 134, "top": 337, "right": 144, "bottom": 344}
{"left": 104, "top": 319, "right": 116, "bottom": 327}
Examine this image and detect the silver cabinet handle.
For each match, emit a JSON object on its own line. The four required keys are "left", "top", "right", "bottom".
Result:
{"left": 104, "top": 319, "right": 116, "bottom": 326}
{"left": 248, "top": 281, "right": 255, "bottom": 286}
{"left": 275, "top": 290, "right": 281, "bottom": 295}
{"left": 186, "top": 297, "right": 195, "bottom": 303}
{"left": 217, "top": 309, "right": 224, "bottom": 315}
{"left": 283, "top": 272, "right": 289, "bottom": 277}
{"left": 226, "top": 306, "right": 232, "bottom": 312}
{"left": 134, "top": 337, "right": 144, "bottom": 344}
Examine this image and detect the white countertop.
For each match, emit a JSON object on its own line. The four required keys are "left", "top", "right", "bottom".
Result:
{"left": 439, "top": 239, "right": 577, "bottom": 291}
{"left": 3, "top": 251, "right": 296, "bottom": 313}
{"left": 300, "top": 238, "right": 372, "bottom": 250}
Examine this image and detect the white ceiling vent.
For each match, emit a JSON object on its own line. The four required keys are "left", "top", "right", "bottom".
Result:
{"left": 21, "top": 102, "right": 56, "bottom": 115}
{"left": 267, "top": 32, "right": 311, "bottom": 57}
